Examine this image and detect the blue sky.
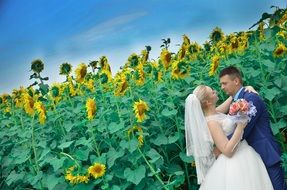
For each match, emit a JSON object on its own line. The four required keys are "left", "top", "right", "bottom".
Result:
{"left": 0, "top": 0, "right": 286, "bottom": 94}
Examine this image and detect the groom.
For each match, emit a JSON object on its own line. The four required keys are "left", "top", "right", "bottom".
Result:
{"left": 219, "top": 66, "right": 286, "bottom": 190}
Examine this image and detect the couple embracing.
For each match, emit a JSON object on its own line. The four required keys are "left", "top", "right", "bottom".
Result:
{"left": 185, "top": 66, "right": 286, "bottom": 190}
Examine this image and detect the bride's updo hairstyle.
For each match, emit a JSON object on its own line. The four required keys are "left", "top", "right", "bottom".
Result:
{"left": 193, "top": 85, "right": 209, "bottom": 109}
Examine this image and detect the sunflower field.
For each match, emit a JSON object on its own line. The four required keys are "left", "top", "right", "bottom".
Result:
{"left": 0, "top": 7, "right": 287, "bottom": 190}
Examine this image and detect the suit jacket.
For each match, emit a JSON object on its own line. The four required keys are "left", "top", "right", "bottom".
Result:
{"left": 237, "top": 88, "right": 282, "bottom": 167}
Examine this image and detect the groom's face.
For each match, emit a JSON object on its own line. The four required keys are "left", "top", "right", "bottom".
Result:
{"left": 220, "top": 75, "right": 239, "bottom": 96}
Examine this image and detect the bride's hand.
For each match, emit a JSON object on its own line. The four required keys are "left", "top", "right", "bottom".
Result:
{"left": 236, "top": 121, "right": 247, "bottom": 129}
{"left": 244, "top": 86, "right": 258, "bottom": 94}
{"left": 213, "top": 147, "right": 221, "bottom": 158}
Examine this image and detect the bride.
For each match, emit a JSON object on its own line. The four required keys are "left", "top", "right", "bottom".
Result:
{"left": 185, "top": 85, "right": 274, "bottom": 190}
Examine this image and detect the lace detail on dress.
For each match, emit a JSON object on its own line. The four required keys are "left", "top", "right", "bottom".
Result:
{"left": 206, "top": 113, "right": 236, "bottom": 136}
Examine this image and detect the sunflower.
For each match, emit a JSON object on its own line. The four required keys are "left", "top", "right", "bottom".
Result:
{"left": 114, "top": 75, "right": 128, "bottom": 96}
{"left": 128, "top": 126, "right": 144, "bottom": 147}
{"left": 23, "top": 93, "right": 35, "bottom": 116}
{"left": 65, "top": 166, "right": 90, "bottom": 184}
{"left": 203, "top": 41, "right": 211, "bottom": 52}
{"left": 4, "top": 106, "right": 11, "bottom": 113}
{"left": 31, "top": 59, "right": 44, "bottom": 73}
{"left": 140, "top": 49, "right": 149, "bottom": 64}
{"left": 237, "top": 32, "right": 249, "bottom": 52}
{"left": 85, "top": 79, "right": 95, "bottom": 92}
{"left": 187, "top": 42, "right": 202, "bottom": 60}
{"left": 69, "top": 81, "right": 77, "bottom": 96}
{"left": 177, "top": 46, "right": 187, "bottom": 60}
{"left": 100, "top": 69, "right": 112, "bottom": 84}
{"left": 34, "top": 101, "right": 46, "bottom": 124}
{"left": 217, "top": 41, "right": 229, "bottom": 54}
{"left": 99, "top": 56, "right": 109, "bottom": 70}
{"left": 257, "top": 22, "right": 265, "bottom": 40}
{"left": 177, "top": 35, "right": 190, "bottom": 60}
{"left": 152, "top": 69, "right": 163, "bottom": 82}
{"left": 60, "top": 62, "right": 72, "bottom": 76}
{"left": 127, "top": 53, "right": 140, "bottom": 68}
{"left": 273, "top": 43, "right": 287, "bottom": 58}
{"left": 277, "top": 11, "right": 287, "bottom": 27}
{"left": 133, "top": 99, "right": 149, "bottom": 122}
{"left": 86, "top": 98, "right": 96, "bottom": 120}
{"left": 277, "top": 30, "right": 287, "bottom": 39}
{"left": 182, "top": 34, "right": 191, "bottom": 48}
{"left": 12, "top": 86, "right": 26, "bottom": 106}
{"left": 171, "top": 60, "right": 190, "bottom": 80}
{"left": 88, "top": 163, "right": 106, "bottom": 179}
{"left": 0, "top": 94, "right": 11, "bottom": 105}
{"left": 160, "top": 49, "right": 171, "bottom": 69}
{"left": 210, "top": 27, "right": 225, "bottom": 44}
{"left": 228, "top": 34, "right": 239, "bottom": 51}
{"left": 138, "top": 135, "right": 144, "bottom": 147}
{"left": 209, "top": 55, "right": 221, "bottom": 76}
{"left": 75, "top": 63, "right": 87, "bottom": 83}
{"left": 134, "top": 64, "right": 145, "bottom": 86}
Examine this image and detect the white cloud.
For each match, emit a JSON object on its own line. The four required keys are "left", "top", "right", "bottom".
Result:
{"left": 71, "top": 11, "right": 148, "bottom": 43}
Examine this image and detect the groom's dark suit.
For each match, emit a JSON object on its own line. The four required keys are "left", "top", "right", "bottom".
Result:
{"left": 237, "top": 88, "right": 286, "bottom": 190}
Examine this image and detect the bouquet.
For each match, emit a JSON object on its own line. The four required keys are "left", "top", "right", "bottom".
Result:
{"left": 229, "top": 99, "right": 257, "bottom": 123}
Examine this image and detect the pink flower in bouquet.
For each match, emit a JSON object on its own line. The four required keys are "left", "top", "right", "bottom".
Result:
{"left": 229, "top": 99, "right": 249, "bottom": 115}
{"left": 229, "top": 99, "right": 257, "bottom": 122}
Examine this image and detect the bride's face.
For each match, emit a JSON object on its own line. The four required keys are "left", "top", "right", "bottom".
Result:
{"left": 206, "top": 86, "right": 218, "bottom": 105}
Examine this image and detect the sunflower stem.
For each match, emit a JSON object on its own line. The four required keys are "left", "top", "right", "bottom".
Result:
{"left": 60, "top": 152, "right": 81, "bottom": 168}
{"left": 31, "top": 115, "right": 44, "bottom": 190}
{"left": 138, "top": 148, "right": 169, "bottom": 190}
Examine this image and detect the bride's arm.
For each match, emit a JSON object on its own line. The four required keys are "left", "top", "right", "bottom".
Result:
{"left": 216, "top": 96, "right": 232, "bottom": 114}
{"left": 207, "top": 121, "right": 246, "bottom": 158}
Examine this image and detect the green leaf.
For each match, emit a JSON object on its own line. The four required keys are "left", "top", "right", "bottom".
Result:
{"left": 107, "top": 148, "right": 124, "bottom": 167}
{"left": 90, "top": 153, "right": 107, "bottom": 164}
{"left": 26, "top": 171, "right": 43, "bottom": 186}
{"left": 168, "top": 133, "right": 180, "bottom": 144}
{"left": 262, "top": 60, "right": 276, "bottom": 70}
{"left": 58, "top": 141, "right": 74, "bottom": 149}
{"left": 280, "top": 104, "right": 287, "bottom": 116}
{"left": 127, "top": 138, "right": 139, "bottom": 153}
{"left": 63, "top": 121, "right": 73, "bottom": 132}
{"left": 50, "top": 157, "right": 66, "bottom": 171}
{"left": 46, "top": 174, "right": 60, "bottom": 190}
{"left": 271, "top": 119, "right": 287, "bottom": 135}
{"left": 146, "top": 149, "right": 162, "bottom": 163}
{"left": 124, "top": 165, "right": 146, "bottom": 185}
{"left": 108, "top": 122, "right": 125, "bottom": 134}
{"left": 179, "top": 152, "right": 193, "bottom": 163}
{"left": 1, "top": 119, "right": 13, "bottom": 127}
{"left": 75, "top": 137, "right": 92, "bottom": 147}
{"left": 12, "top": 148, "right": 30, "bottom": 164}
{"left": 249, "top": 70, "right": 261, "bottom": 77}
{"left": 161, "top": 108, "right": 178, "bottom": 117}
{"left": 262, "top": 87, "right": 281, "bottom": 101}
{"left": 6, "top": 170, "right": 25, "bottom": 186}
{"left": 38, "top": 148, "right": 50, "bottom": 161}
{"left": 111, "top": 185, "right": 121, "bottom": 190}
{"left": 39, "top": 83, "right": 49, "bottom": 95}
{"left": 75, "top": 147, "right": 90, "bottom": 161}
{"left": 152, "top": 134, "right": 168, "bottom": 146}
{"left": 73, "top": 183, "right": 95, "bottom": 190}
{"left": 165, "top": 164, "right": 183, "bottom": 175}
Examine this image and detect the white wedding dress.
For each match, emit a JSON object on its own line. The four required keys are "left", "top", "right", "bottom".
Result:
{"left": 199, "top": 113, "right": 274, "bottom": 190}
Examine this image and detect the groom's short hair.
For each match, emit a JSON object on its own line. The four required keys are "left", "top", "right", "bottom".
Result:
{"left": 219, "top": 66, "right": 243, "bottom": 84}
